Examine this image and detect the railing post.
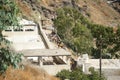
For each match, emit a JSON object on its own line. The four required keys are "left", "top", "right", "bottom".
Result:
{"left": 38, "top": 56, "right": 43, "bottom": 66}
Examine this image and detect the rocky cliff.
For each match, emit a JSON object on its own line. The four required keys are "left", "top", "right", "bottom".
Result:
{"left": 16, "top": 0, "right": 120, "bottom": 27}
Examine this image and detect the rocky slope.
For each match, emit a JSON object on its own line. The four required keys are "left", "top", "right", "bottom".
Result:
{"left": 16, "top": 0, "right": 120, "bottom": 27}
{"left": 107, "top": 0, "right": 120, "bottom": 13}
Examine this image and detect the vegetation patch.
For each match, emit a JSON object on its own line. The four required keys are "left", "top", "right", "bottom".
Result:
{"left": 56, "top": 67, "right": 106, "bottom": 80}
{"left": 54, "top": 7, "right": 93, "bottom": 55}
{"left": 54, "top": 7, "right": 120, "bottom": 58}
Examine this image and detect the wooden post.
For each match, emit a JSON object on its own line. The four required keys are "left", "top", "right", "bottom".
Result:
{"left": 99, "top": 48, "right": 102, "bottom": 79}
{"left": 99, "top": 35, "right": 102, "bottom": 80}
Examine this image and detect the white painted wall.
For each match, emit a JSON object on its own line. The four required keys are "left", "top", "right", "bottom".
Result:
{"left": 41, "top": 65, "right": 70, "bottom": 75}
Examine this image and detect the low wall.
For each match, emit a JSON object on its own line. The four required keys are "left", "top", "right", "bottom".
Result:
{"left": 2, "top": 31, "right": 38, "bottom": 37}
{"left": 77, "top": 59, "right": 120, "bottom": 74}
{"left": 38, "top": 22, "right": 52, "bottom": 49}
{"left": 88, "top": 59, "right": 120, "bottom": 69}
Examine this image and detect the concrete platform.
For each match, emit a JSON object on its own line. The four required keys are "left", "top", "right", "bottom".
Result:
{"left": 18, "top": 49, "right": 71, "bottom": 57}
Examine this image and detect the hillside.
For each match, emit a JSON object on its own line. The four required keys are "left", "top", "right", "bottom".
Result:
{"left": 16, "top": 0, "right": 120, "bottom": 27}
{"left": 13, "top": 0, "right": 120, "bottom": 79}
{"left": 107, "top": 0, "right": 120, "bottom": 13}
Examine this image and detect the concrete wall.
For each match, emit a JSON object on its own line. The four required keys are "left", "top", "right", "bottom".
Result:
{"left": 41, "top": 65, "right": 70, "bottom": 75}
{"left": 88, "top": 59, "right": 120, "bottom": 69}
{"left": 77, "top": 59, "right": 120, "bottom": 74}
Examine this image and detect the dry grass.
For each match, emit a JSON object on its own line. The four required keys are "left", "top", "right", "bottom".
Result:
{"left": 77, "top": 0, "right": 120, "bottom": 26}
{"left": 0, "top": 66, "right": 59, "bottom": 80}
{"left": 40, "top": 0, "right": 61, "bottom": 6}
{"left": 16, "top": 0, "right": 33, "bottom": 17}
{"left": 16, "top": 0, "right": 40, "bottom": 22}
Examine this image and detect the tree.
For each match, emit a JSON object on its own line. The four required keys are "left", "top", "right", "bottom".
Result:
{"left": 0, "top": 0, "right": 22, "bottom": 74}
{"left": 88, "top": 24, "right": 120, "bottom": 78}
{"left": 110, "top": 26, "right": 120, "bottom": 58}
{"left": 89, "top": 24, "right": 116, "bottom": 58}
{"left": 89, "top": 24, "right": 120, "bottom": 59}
{"left": 54, "top": 7, "right": 93, "bottom": 55}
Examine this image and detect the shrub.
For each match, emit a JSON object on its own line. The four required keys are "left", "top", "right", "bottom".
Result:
{"left": 56, "top": 70, "right": 71, "bottom": 80}
{"left": 54, "top": 7, "right": 93, "bottom": 55}
{"left": 89, "top": 67, "right": 106, "bottom": 80}
{"left": 56, "top": 67, "right": 106, "bottom": 80}
{"left": 0, "top": 48, "right": 22, "bottom": 74}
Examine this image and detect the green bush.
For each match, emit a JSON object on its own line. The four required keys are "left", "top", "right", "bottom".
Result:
{"left": 56, "top": 67, "right": 106, "bottom": 80}
{"left": 0, "top": 48, "right": 22, "bottom": 74}
{"left": 89, "top": 67, "right": 106, "bottom": 80}
{"left": 56, "top": 70, "right": 71, "bottom": 80}
{"left": 0, "top": 0, "right": 22, "bottom": 74}
{"left": 54, "top": 7, "right": 93, "bottom": 55}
